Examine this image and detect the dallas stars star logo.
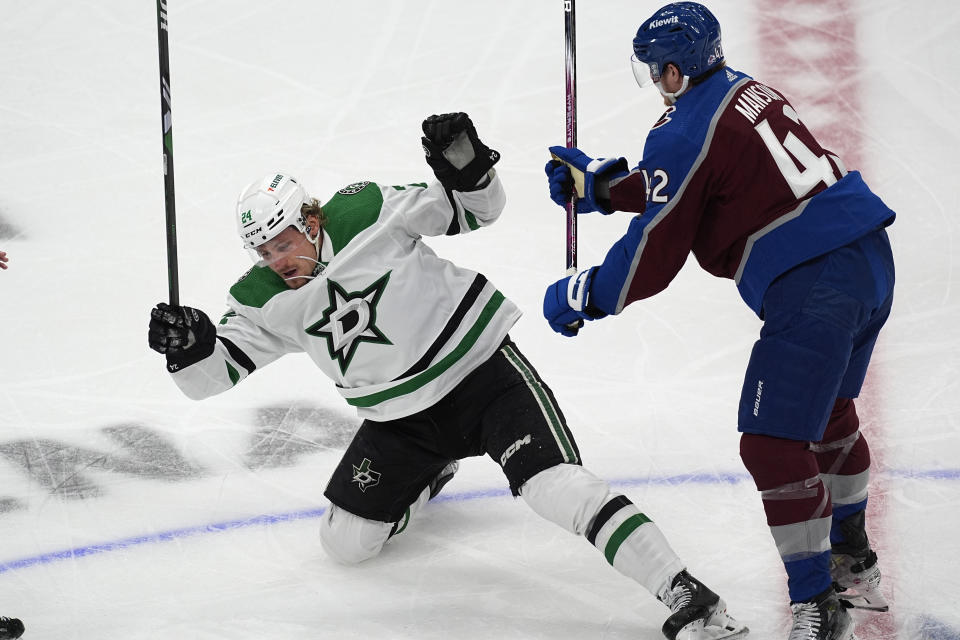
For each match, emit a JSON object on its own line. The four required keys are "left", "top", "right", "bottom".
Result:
{"left": 351, "top": 457, "right": 381, "bottom": 492}
{"left": 305, "top": 272, "right": 393, "bottom": 374}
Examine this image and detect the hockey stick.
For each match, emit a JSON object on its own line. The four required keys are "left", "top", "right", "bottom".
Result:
{"left": 563, "top": 0, "right": 584, "bottom": 333}
{"left": 564, "top": 0, "right": 577, "bottom": 278}
{"left": 157, "top": 0, "right": 180, "bottom": 305}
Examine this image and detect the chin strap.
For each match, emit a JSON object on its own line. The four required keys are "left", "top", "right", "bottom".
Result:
{"left": 655, "top": 75, "right": 691, "bottom": 104}
{"left": 283, "top": 228, "right": 325, "bottom": 282}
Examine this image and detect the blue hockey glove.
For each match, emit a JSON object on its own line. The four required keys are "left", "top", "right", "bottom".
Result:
{"left": 546, "top": 146, "right": 628, "bottom": 214}
{"left": 545, "top": 160, "right": 589, "bottom": 213}
{"left": 543, "top": 267, "right": 607, "bottom": 337}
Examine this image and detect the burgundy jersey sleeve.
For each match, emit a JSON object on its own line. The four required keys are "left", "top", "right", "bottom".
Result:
{"left": 589, "top": 71, "right": 864, "bottom": 316}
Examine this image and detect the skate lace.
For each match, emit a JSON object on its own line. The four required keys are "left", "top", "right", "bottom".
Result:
{"left": 666, "top": 584, "right": 693, "bottom": 612}
{"left": 789, "top": 602, "right": 822, "bottom": 640}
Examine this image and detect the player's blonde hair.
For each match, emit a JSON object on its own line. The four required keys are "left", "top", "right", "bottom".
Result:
{"left": 301, "top": 197, "right": 327, "bottom": 230}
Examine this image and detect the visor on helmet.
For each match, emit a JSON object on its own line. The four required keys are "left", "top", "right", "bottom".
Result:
{"left": 631, "top": 54, "right": 659, "bottom": 88}
{"left": 248, "top": 227, "right": 303, "bottom": 267}
{"left": 244, "top": 223, "right": 324, "bottom": 288}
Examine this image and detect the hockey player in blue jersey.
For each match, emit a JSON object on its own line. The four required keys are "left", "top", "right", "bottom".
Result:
{"left": 542, "top": 3, "right": 895, "bottom": 640}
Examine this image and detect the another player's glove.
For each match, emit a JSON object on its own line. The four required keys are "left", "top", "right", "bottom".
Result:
{"left": 148, "top": 302, "right": 216, "bottom": 371}
{"left": 422, "top": 112, "right": 500, "bottom": 192}
{"left": 546, "top": 146, "right": 628, "bottom": 214}
{"left": 545, "top": 160, "right": 589, "bottom": 213}
{"left": 543, "top": 267, "right": 607, "bottom": 337}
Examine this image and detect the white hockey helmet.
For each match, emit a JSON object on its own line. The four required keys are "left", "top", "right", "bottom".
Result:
{"left": 236, "top": 172, "right": 309, "bottom": 249}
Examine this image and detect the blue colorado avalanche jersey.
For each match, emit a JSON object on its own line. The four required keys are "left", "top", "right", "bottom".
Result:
{"left": 593, "top": 66, "right": 896, "bottom": 317}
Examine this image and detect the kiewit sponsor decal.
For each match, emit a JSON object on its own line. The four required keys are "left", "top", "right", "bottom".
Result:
{"left": 650, "top": 16, "right": 679, "bottom": 29}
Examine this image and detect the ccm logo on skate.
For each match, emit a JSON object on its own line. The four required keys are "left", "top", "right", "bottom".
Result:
{"left": 500, "top": 434, "right": 532, "bottom": 466}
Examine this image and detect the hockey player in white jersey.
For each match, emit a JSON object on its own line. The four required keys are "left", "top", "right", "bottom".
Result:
{"left": 148, "top": 112, "right": 747, "bottom": 640}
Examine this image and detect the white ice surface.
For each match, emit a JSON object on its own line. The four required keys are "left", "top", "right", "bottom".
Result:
{"left": 1, "top": 1, "right": 958, "bottom": 638}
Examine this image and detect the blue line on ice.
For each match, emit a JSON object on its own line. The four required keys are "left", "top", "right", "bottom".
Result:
{"left": 0, "top": 506, "right": 329, "bottom": 574}
{"left": 1, "top": 468, "right": 958, "bottom": 575}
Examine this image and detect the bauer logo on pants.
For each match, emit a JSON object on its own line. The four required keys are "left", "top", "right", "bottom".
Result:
{"left": 352, "top": 457, "right": 381, "bottom": 492}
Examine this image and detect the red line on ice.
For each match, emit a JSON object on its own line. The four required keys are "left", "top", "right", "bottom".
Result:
{"left": 756, "top": 0, "right": 895, "bottom": 636}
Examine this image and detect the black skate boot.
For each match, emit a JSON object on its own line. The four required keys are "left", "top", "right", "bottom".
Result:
{"left": 390, "top": 461, "right": 460, "bottom": 538}
{"left": 658, "top": 570, "right": 749, "bottom": 640}
{"left": 428, "top": 460, "right": 459, "bottom": 499}
{"left": 830, "top": 511, "right": 889, "bottom": 611}
{"left": 0, "top": 616, "right": 24, "bottom": 640}
{"left": 789, "top": 587, "right": 856, "bottom": 640}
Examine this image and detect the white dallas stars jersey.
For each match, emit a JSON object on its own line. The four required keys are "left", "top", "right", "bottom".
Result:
{"left": 169, "top": 175, "right": 521, "bottom": 420}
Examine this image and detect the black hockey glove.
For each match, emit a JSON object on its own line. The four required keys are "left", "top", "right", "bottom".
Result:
{"left": 148, "top": 302, "right": 217, "bottom": 371}
{"left": 421, "top": 112, "right": 500, "bottom": 192}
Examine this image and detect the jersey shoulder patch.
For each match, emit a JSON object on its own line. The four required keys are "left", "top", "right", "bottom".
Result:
{"left": 230, "top": 264, "right": 289, "bottom": 309}
{"left": 337, "top": 181, "right": 371, "bottom": 195}
{"left": 652, "top": 106, "right": 676, "bottom": 130}
{"left": 322, "top": 181, "right": 386, "bottom": 253}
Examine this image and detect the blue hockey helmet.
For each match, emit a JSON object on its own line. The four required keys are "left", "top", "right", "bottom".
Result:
{"left": 631, "top": 2, "right": 723, "bottom": 86}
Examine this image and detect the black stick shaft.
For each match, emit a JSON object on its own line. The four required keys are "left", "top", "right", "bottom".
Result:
{"left": 157, "top": 0, "right": 180, "bottom": 305}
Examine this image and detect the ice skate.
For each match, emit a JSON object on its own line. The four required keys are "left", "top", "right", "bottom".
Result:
{"left": 0, "top": 617, "right": 24, "bottom": 640}
{"left": 658, "top": 570, "right": 749, "bottom": 640}
{"left": 831, "top": 548, "right": 888, "bottom": 611}
{"left": 789, "top": 587, "right": 856, "bottom": 640}
{"left": 830, "top": 511, "right": 888, "bottom": 611}
{"left": 428, "top": 460, "right": 459, "bottom": 499}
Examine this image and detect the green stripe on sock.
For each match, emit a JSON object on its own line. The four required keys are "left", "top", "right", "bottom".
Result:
{"left": 604, "top": 513, "right": 652, "bottom": 565}
{"left": 226, "top": 361, "right": 240, "bottom": 385}
{"left": 464, "top": 209, "right": 480, "bottom": 230}
{"left": 393, "top": 507, "right": 411, "bottom": 536}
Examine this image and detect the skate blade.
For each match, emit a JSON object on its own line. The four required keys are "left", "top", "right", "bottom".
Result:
{"left": 674, "top": 618, "right": 749, "bottom": 640}
{"left": 837, "top": 591, "right": 890, "bottom": 612}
